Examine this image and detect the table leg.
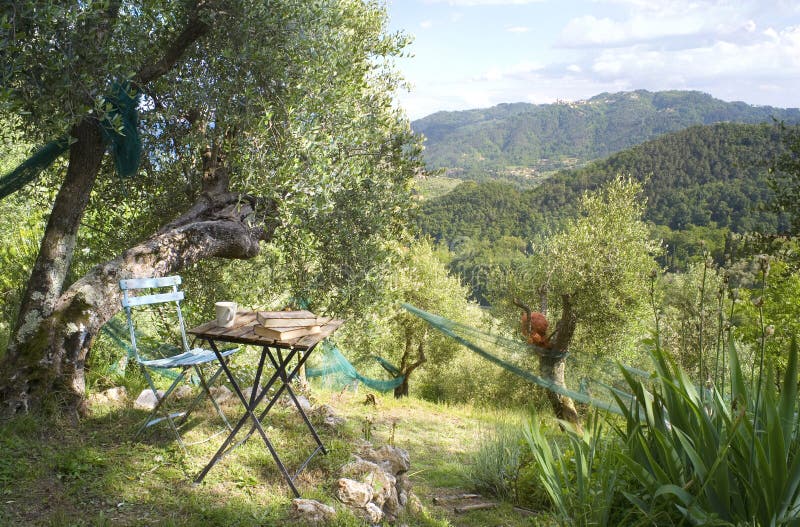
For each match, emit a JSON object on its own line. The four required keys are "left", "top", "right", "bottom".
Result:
{"left": 195, "top": 341, "right": 300, "bottom": 497}
{"left": 269, "top": 349, "right": 328, "bottom": 455}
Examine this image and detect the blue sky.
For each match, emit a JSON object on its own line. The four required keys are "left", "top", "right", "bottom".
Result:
{"left": 385, "top": 0, "right": 800, "bottom": 119}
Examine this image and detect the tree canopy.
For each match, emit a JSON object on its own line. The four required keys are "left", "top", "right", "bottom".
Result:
{"left": 0, "top": 0, "right": 422, "bottom": 413}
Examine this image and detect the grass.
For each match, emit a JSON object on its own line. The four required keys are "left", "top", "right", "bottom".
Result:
{"left": 0, "top": 383, "right": 544, "bottom": 526}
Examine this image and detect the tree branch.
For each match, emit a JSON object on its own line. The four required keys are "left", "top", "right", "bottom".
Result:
{"left": 134, "top": 2, "right": 211, "bottom": 86}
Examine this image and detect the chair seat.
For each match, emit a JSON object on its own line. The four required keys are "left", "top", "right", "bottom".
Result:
{"left": 139, "top": 346, "right": 238, "bottom": 368}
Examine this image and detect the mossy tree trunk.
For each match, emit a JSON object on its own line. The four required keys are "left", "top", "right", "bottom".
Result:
{"left": 1, "top": 180, "right": 276, "bottom": 415}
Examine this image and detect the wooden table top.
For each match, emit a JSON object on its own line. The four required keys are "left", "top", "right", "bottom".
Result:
{"left": 188, "top": 310, "right": 344, "bottom": 351}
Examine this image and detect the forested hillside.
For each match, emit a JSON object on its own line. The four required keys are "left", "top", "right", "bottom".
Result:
{"left": 413, "top": 90, "right": 800, "bottom": 179}
{"left": 417, "top": 123, "right": 791, "bottom": 244}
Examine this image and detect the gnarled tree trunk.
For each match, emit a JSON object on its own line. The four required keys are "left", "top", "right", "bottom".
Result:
{"left": 539, "top": 294, "right": 581, "bottom": 431}
{"left": 394, "top": 333, "right": 426, "bottom": 398}
{"left": 1, "top": 190, "right": 276, "bottom": 415}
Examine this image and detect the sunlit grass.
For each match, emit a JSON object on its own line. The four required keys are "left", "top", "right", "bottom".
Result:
{"left": 0, "top": 385, "right": 539, "bottom": 526}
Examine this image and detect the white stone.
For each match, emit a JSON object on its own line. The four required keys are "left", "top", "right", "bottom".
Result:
{"left": 241, "top": 385, "right": 261, "bottom": 401}
{"left": 291, "top": 498, "right": 336, "bottom": 524}
{"left": 406, "top": 492, "right": 423, "bottom": 515}
{"left": 134, "top": 389, "right": 164, "bottom": 410}
{"left": 104, "top": 386, "right": 128, "bottom": 401}
{"left": 324, "top": 415, "right": 346, "bottom": 427}
{"left": 361, "top": 445, "right": 411, "bottom": 475}
{"left": 362, "top": 502, "right": 383, "bottom": 524}
{"left": 295, "top": 395, "right": 312, "bottom": 412}
{"left": 336, "top": 478, "right": 373, "bottom": 508}
{"left": 341, "top": 456, "right": 396, "bottom": 509}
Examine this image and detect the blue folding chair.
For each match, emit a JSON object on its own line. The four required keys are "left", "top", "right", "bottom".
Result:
{"left": 120, "top": 276, "right": 240, "bottom": 452}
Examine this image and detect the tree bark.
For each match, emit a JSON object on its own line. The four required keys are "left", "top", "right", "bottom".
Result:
{"left": 539, "top": 294, "right": 581, "bottom": 431}
{"left": 10, "top": 118, "right": 106, "bottom": 351}
{"left": 0, "top": 193, "right": 276, "bottom": 415}
{"left": 1, "top": 3, "right": 213, "bottom": 415}
{"left": 394, "top": 335, "right": 425, "bottom": 398}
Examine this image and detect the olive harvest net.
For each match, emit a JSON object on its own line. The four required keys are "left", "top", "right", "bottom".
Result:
{"left": 0, "top": 82, "right": 141, "bottom": 201}
{"left": 305, "top": 341, "right": 405, "bottom": 393}
{"left": 401, "top": 303, "right": 654, "bottom": 415}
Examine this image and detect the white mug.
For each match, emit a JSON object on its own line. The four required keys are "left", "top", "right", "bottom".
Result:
{"left": 215, "top": 301, "right": 237, "bottom": 327}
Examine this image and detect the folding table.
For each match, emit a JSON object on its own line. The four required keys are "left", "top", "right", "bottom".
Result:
{"left": 188, "top": 310, "right": 344, "bottom": 496}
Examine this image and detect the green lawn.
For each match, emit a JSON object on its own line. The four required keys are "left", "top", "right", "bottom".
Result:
{"left": 0, "top": 385, "right": 546, "bottom": 526}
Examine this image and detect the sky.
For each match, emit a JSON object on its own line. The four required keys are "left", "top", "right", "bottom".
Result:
{"left": 385, "top": 0, "right": 800, "bottom": 120}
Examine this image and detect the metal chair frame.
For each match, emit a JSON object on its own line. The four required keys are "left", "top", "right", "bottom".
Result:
{"left": 120, "top": 276, "right": 238, "bottom": 452}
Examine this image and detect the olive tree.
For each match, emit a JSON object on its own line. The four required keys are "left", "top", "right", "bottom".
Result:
{"left": 502, "top": 176, "right": 660, "bottom": 425}
{"left": 339, "top": 240, "right": 478, "bottom": 398}
{"left": 0, "top": 0, "right": 420, "bottom": 415}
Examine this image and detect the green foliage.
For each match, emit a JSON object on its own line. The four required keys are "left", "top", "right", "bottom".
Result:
{"left": 418, "top": 123, "right": 791, "bottom": 258}
{"left": 333, "top": 240, "right": 480, "bottom": 396}
{"left": 413, "top": 90, "right": 800, "bottom": 176}
{"left": 465, "top": 423, "right": 526, "bottom": 501}
{"left": 523, "top": 414, "right": 625, "bottom": 527}
{"left": 500, "top": 176, "right": 659, "bottom": 360}
{"left": 616, "top": 339, "right": 800, "bottom": 526}
{"left": 769, "top": 123, "right": 800, "bottom": 234}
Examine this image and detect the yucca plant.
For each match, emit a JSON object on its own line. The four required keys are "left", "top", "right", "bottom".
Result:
{"left": 523, "top": 411, "right": 625, "bottom": 526}
{"left": 616, "top": 336, "right": 800, "bottom": 525}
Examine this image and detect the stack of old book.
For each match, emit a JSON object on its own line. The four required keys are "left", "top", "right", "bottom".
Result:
{"left": 253, "top": 310, "right": 331, "bottom": 340}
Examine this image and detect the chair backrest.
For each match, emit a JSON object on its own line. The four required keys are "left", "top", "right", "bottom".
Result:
{"left": 120, "top": 276, "right": 189, "bottom": 362}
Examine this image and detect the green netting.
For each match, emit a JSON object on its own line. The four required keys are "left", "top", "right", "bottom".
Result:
{"left": 401, "top": 302, "right": 654, "bottom": 416}
{"left": 101, "top": 317, "right": 182, "bottom": 381}
{"left": 0, "top": 81, "right": 141, "bottom": 201}
{"left": 374, "top": 355, "right": 402, "bottom": 377}
{"left": 99, "top": 81, "right": 142, "bottom": 179}
{"left": 306, "top": 341, "right": 404, "bottom": 393}
{"left": 0, "top": 138, "right": 70, "bottom": 200}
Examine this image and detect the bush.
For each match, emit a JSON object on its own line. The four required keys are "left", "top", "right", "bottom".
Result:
{"left": 464, "top": 423, "right": 527, "bottom": 501}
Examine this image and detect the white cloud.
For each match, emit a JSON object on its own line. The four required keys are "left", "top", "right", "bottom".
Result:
{"left": 587, "top": 26, "right": 800, "bottom": 82}
{"left": 423, "top": 0, "right": 545, "bottom": 5}
{"left": 476, "top": 61, "right": 544, "bottom": 81}
{"left": 420, "top": 19, "right": 433, "bottom": 29}
{"left": 558, "top": 1, "right": 756, "bottom": 48}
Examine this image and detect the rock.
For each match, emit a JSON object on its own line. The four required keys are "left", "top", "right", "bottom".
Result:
{"left": 291, "top": 498, "right": 336, "bottom": 524}
{"left": 312, "top": 404, "right": 346, "bottom": 427}
{"left": 396, "top": 474, "right": 412, "bottom": 508}
{"left": 89, "top": 386, "right": 128, "bottom": 407}
{"left": 241, "top": 385, "right": 261, "bottom": 401}
{"left": 361, "top": 445, "right": 411, "bottom": 476}
{"left": 406, "top": 492, "right": 423, "bottom": 515}
{"left": 324, "top": 414, "right": 346, "bottom": 428}
{"left": 382, "top": 486, "right": 402, "bottom": 520}
{"left": 173, "top": 385, "right": 193, "bottom": 400}
{"left": 104, "top": 386, "right": 128, "bottom": 402}
{"left": 295, "top": 395, "right": 313, "bottom": 412}
{"left": 209, "top": 385, "right": 233, "bottom": 403}
{"left": 336, "top": 478, "right": 373, "bottom": 508}
{"left": 362, "top": 502, "right": 384, "bottom": 524}
{"left": 134, "top": 389, "right": 164, "bottom": 410}
{"left": 341, "top": 456, "right": 397, "bottom": 509}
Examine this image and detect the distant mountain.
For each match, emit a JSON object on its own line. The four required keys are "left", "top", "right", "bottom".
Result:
{"left": 416, "top": 122, "right": 792, "bottom": 243}
{"left": 412, "top": 90, "right": 800, "bottom": 179}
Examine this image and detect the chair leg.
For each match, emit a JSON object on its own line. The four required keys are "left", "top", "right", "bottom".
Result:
{"left": 177, "top": 363, "right": 232, "bottom": 431}
{"left": 136, "top": 367, "right": 190, "bottom": 454}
